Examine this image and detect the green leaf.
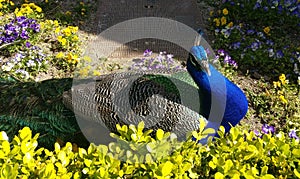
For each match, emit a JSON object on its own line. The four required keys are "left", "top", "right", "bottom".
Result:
{"left": 2, "top": 140, "right": 10, "bottom": 155}
{"left": 224, "top": 160, "right": 233, "bottom": 173}
{"left": 156, "top": 129, "right": 164, "bottom": 141}
{"left": 294, "top": 169, "right": 300, "bottom": 178}
{"left": 84, "top": 159, "right": 92, "bottom": 167}
{"left": 54, "top": 143, "right": 60, "bottom": 153}
{"left": 202, "top": 128, "right": 215, "bottom": 135}
{"left": 19, "top": 127, "right": 32, "bottom": 140}
{"left": 261, "top": 166, "right": 268, "bottom": 175}
{"left": 209, "top": 161, "right": 217, "bottom": 169}
{"left": 261, "top": 174, "right": 275, "bottom": 179}
{"left": 131, "top": 133, "right": 138, "bottom": 142}
{"left": 138, "top": 121, "right": 145, "bottom": 131}
{"left": 161, "top": 161, "right": 173, "bottom": 177}
{"left": 215, "top": 172, "right": 225, "bottom": 179}
{"left": 199, "top": 118, "right": 206, "bottom": 132}
{"left": 192, "top": 131, "right": 198, "bottom": 139}
{"left": 292, "top": 149, "right": 300, "bottom": 157}
{"left": 0, "top": 131, "right": 8, "bottom": 141}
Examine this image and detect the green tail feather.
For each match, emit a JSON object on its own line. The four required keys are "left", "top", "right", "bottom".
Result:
{"left": 0, "top": 78, "right": 89, "bottom": 149}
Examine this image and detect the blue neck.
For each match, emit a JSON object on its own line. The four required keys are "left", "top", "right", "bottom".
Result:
{"left": 187, "top": 59, "right": 248, "bottom": 133}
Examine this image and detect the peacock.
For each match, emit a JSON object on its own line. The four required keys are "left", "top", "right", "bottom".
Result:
{"left": 63, "top": 45, "right": 248, "bottom": 144}
{"left": 0, "top": 43, "right": 248, "bottom": 149}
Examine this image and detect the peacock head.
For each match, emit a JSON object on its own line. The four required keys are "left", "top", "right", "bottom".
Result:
{"left": 189, "top": 46, "right": 211, "bottom": 76}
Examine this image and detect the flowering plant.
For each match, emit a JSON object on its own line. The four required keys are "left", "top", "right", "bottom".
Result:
{"left": 0, "top": 16, "right": 40, "bottom": 51}
{"left": 207, "top": 0, "right": 300, "bottom": 82}
{"left": 0, "top": 45, "right": 48, "bottom": 80}
{"left": 130, "top": 49, "right": 183, "bottom": 71}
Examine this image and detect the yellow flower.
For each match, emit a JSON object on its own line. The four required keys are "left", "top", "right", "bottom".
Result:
{"left": 65, "top": 11, "right": 72, "bottom": 16}
{"left": 93, "top": 70, "right": 101, "bottom": 76}
{"left": 263, "top": 26, "right": 270, "bottom": 35}
{"left": 58, "top": 36, "right": 67, "bottom": 46}
{"left": 55, "top": 27, "right": 60, "bottom": 34}
{"left": 279, "top": 74, "right": 286, "bottom": 83}
{"left": 10, "top": 1, "right": 14, "bottom": 6}
{"left": 24, "top": 0, "right": 29, "bottom": 2}
{"left": 79, "top": 66, "right": 91, "bottom": 77}
{"left": 222, "top": 8, "right": 228, "bottom": 15}
{"left": 45, "top": 0, "right": 48, "bottom": 3}
{"left": 66, "top": 53, "right": 79, "bottom": 64}
{"left": 83, "top": 56, "right": 92, "bottom": 62}
{"left": 273, "top": 81, "right": 281, "bottom": 88}
{"left": 226, "top": 22, "right": 233, "bottom": 28}
{"left": 66, "top": 53, "right": 73, "bottom": 63}
{"left": 72, "top": 54, "right": 79, "bottom": 64}
{"left": 221, "top": 16, "right": 227, "bottom": 25}
{"left": 213, "top": 18, "right": 220, "bottom": 27}
{"left": 53, "top": 20, "right": 59, "bottom": 27}
{"left": 80, "top": 2, "right": 85, "bottom": 5}
{"left": 63, "top": 28, "right": 71, "bottom": 36}
{"left": 0, "top": 12, "right": 3, "bottom": 16}
{"left": 60, "top": 38, "right": 67, "bottom": 46}
{"left": 69, "top": 26, "right": 78, "bottom": 33}
{"left": 279, "top": 95, "right": 288, "bottom": 104}
{"left": 72, "top": 35, "right": 79, "bottom": 41}
{"left": 56, "top": 52, "right": 64, "bottom": 59}
{"left": 209, "top": 10, "right": 214, "bottom": 16}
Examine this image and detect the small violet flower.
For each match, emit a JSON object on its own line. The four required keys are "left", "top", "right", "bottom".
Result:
{"left": 143, "top": 49, "right": 152, "bottom": 57}
{"left": 289, "top": 129, "right": 299, "bottom": 140}
{"left": 262, "top": 124, "right": 275, "bottom": 134}
{"left": 276, "top": 50, "right": 284, "bottom": 58}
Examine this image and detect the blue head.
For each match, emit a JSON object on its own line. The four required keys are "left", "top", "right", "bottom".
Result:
{"left": 189, "top": 46, "right": 211, "bottom": 76}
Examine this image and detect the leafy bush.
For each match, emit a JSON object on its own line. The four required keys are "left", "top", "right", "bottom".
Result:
{"left": 1, "top": 122, "right": 300, "bottom": 178}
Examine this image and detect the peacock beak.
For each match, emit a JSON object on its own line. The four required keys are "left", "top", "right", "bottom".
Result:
{"left": 199, "top": 60, "right": 211, "bottom": 76}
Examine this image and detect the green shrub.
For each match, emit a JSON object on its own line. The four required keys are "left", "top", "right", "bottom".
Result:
{"left": 1, "top": 121, "right": 300, "bottom": 178}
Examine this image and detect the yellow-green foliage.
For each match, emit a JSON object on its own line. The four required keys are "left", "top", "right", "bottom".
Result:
{"left": 1, "top": 123, "right": 300, "bottom": 178}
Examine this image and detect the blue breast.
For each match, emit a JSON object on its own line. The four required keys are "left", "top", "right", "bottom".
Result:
{"left": 187, "top": 59, "right": 248, "bottom": 133}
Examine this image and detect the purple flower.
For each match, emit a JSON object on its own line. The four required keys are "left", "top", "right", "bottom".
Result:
{"left": 268, "top": 48, "right": 275, "bottom": 57}
{"left": 254, "top": 2, "right": 261, "bottom": 9}
{"left": 16, "top": 16, "right": 26, "bottom": 24}
{"left": 266, "top": 39, "right": 274, "bottom": 46}
{"left": 262, "top": 124, "right": 275, "bottom": 134}
{"left": 251, "top": 42, "right": 260, "bottom": 51}
{"left": 276, "top": 50, "right": 284, "bottom": 58}
{"left": 254, "top": 130, "right": 260, "bottom": 137}
{"left": 15, "top": 69, "right": 29, "bottom": 79}
{"left": 205, "top": 48, "right": 211, "bottom": 56}
{"left": 284, "top": 0, "right": 293, "bottom": 7}
{"left": 20, "top": 30, "right": 29, "bottom": 39}
{"left": 26, "top": 60, "right": 35, "bottom": 67}
{"left": 289, "top": 129, "right": 299, "bottom": 140}
{"left": 224, "top": 55, "right": 238, "bottom": 67}
{"left": 143, "top": 49, "right": 152, "bottom": 57}
{"left": 29, "top": 23, "right": 40, "bottom": 32}
{"left": 264, "top": 6, "right": 269, "bottom": 11}
{"left": 217, "top": 49, "right": 226, "bottom": 56}
{"left": 246, "top": 29, "right": 255, "bottom": 35}
{"left": 25, "top": 42, "right": 31, "bottom": 48}
{"left": 232, "top": 42, "right": 241, "bottom": 49}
